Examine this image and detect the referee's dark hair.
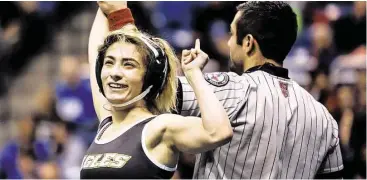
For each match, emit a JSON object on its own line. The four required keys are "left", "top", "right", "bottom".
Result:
{"left": 236, "top": 1, "right": 298, "bottom": 64}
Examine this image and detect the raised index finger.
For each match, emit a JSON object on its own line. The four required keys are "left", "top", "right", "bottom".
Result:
{"left": 195, "top": 39, "right": 200, "bottom": 51}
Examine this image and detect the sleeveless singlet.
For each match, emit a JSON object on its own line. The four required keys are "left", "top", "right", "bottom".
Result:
{"left": 80, "top": 116, "right": 176, "bottom": 179}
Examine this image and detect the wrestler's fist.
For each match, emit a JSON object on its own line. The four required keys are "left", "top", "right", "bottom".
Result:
{"left": 97, "top": 1, "right": 127, "bottom": 15}
{"left": 181, "top": 39, "right": 208, "bottom": 74}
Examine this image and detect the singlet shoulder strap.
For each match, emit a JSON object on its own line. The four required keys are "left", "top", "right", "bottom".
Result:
{"left": 140, "top": 116, "right": 157, "bottom": 125}
{"left": 98, "top": 116, "right": 112, "bottom": 132}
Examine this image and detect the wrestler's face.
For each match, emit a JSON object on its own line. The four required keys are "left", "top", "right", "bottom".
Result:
{"left": 228, "top": 11, "right": 245, "bottom": 74}
{"left": 101, "top": 42, "right": 146, "bottom": 105}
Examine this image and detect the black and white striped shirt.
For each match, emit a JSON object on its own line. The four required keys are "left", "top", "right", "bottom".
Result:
{"left": 177, "top": 64, "right": 343, "bottom": 179}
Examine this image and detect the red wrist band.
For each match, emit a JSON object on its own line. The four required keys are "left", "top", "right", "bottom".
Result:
{"left": 108, "top": 8, "right": 135, "bottom": 31}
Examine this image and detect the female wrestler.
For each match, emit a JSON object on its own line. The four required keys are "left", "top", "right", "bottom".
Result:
{"left": 80, "top": 5, "right": 233, "bottom": 179}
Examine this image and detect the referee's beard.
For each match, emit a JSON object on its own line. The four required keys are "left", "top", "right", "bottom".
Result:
{"left": 229, "top": 60, "right": 244, "bottom": 75}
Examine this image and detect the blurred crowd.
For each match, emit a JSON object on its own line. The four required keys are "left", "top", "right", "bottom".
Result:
{"left": 0, "top": 1, "right": 365, "bottom": 179}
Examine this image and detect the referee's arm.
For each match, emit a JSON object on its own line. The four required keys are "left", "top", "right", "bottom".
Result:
{"left": 314, "top": 147, "right": 344, "bottom": 179}
{"left": 314, "top": 148, "right": 344, "bottom": 179}
{"left": 315, "top": 119, "right": 344, "bottom": 179}
{"left": 315, "top": 171, "right": 343, "bottom": 179}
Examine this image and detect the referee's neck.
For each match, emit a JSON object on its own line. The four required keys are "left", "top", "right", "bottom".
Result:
{"left": 264, "top": 59, "right": 282, "bottom": 67}
{"left": 244, "top": 58, "right": 282, "bottom": 71}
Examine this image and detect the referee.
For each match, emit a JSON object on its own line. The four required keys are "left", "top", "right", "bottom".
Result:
{"left": 177, "top": 2, "right": 343, "bottom": 179}
{"left": 96, "top": 1, "right": 343, "bottom": 179}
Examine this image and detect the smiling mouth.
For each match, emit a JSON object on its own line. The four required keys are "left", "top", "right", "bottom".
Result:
{"left": 108, "top": 83, "right": 128, "bottom": 89}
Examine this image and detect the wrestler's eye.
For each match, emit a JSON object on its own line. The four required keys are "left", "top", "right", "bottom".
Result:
{"left": 123, "top": 62, "right": 135, "bottom": 68}
{"left": 104, "top": 60, "right": 113, "bottom": 65}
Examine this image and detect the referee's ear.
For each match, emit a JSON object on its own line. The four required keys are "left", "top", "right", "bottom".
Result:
{"left": 172, "top": 78, "right": 183, "bottom": 115}
{"left": 242, "top": 34, "right": 255, "bottom": 56}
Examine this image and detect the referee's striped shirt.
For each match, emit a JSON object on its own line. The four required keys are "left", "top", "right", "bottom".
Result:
{"left": 177, "top": 64, "right": 343, "bottom": 179}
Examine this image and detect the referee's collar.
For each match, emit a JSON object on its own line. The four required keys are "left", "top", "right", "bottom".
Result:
{"left": 244, "top": 63, "right": 289, "bottom": 79}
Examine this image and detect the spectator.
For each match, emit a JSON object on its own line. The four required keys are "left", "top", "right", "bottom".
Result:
{"left": 310, "top": 22, "right": 336, "bottom": 74}
{"left": 333, "top": 1, "right": 366, "bottom": 55}
{"left": 0, "top": 116, "right": 58, "bottom": 178}
{"left": 54, "top": 55, "right": 98, "bottom": 179}
{"left": 55, "top": 55, "right": 98, "bottom": 145}
{"left": 191, "top": 2, "right": 241, "bottom": 71}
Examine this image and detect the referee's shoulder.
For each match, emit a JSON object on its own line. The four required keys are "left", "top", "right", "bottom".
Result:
{"left": 300, "top": 85, "right": 336, "bottom": 121}
{"left": 225, "top": 71, "right": 243, "bottom": 81}
{"left": 224, "top": 72, "right": 257, "bottom": 87}
{"left": 178, "top": 71, "right": 255, "bottom": 88}
{"left": 293, "top": 82, "right": 333, "bottom": 116}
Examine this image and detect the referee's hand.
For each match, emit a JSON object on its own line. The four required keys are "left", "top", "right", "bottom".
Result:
{"left": 97, "top": 1, "right": 127, "bottom": 15}
{"left": 181, "top": 39, "right": 209, "bottom": 74}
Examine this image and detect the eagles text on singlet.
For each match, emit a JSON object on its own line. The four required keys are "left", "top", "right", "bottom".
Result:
{"left": 81, "top": 153, "right": 132, "bottom": 169}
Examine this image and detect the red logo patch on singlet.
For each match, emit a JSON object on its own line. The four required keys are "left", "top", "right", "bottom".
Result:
{"left": 204, "top": 73, "right": 229, "bottom": 87}
{"left": 279, "top": 81, "right": 289, "bottom": 98}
